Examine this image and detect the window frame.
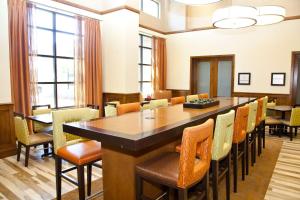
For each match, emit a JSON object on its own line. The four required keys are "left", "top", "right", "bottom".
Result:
{"left": 30, "top": 7, "right": 76, "bottom": 108}
{"left": 139, "top": 34, "right": 153, "bottom": 96}
{"left": 140, "top": 0, "right": 160, "bottom": 19}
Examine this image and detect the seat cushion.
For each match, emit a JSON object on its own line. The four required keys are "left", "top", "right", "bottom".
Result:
{"left": 265, "top": 117, "right": 282, "bottom": 125}
{"left": 136, "top": 152, "right": 179, "bottom": 188}
{"left": 29, "top": 133, "right": 53, "bottom": 145}
{"left": 57, "top": 140, "right": 102, "bottom": 165}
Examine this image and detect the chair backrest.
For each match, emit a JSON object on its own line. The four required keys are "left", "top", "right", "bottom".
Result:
{"left": 104, "top": 105, "right": 117, "bottom": 117}
{"left": 233, "top": 105, "right": 249, "bottom": 144}
{"left": 212, "top": 110, "right": 235, "bottom": 160}
{"left": 170, "top": 96, "right": 185, "bottom": 105}
{"left": 14, "top": 116, "right": 30, "bottom": 145}
{"left": 152, "top": 90, "right": 172, "bottom": 100}
{"left": 32, "top": 107, "right": 52, "bottom": 133}
{"left": 117, "top": 102, "right": 141, "bottom": 116}
{"left": 52, "top": 107, "right": 99, "bottom": 153}
{"left": 198, "top": 93, "right": 209, "bottom": 99}
{"left": 149, "top": 99, "right": 168, "bottom": 109}
{"left": 177, "top": 119, "right": 213, "bottom": 188}
{"left": 247, "top": 101, "right": 258, "bottom": 133}
{"left": 186, "top": 95, "right": 199, "bottom": 102}
{"left": 261, "top": 96, "right": 268, "bottom": 120}
{"left": 290, "top": 108, "right": 300, "bottom": 126}
{"left": 256, "top": 98, "right": 264, "bottom": 126}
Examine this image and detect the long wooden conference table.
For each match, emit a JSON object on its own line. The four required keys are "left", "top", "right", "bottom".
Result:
{"left": 63, "top": 97, "right": 255, "bottom": 200}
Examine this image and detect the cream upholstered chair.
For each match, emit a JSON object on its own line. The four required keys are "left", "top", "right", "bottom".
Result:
{"left": 186, "top": 94, "right": 199, "bottom": 102}
{"left": 52, "top": 107, "right": 99, "bottom": 154}
{"left": 260, "top": 96, "right": 268, "bottom": 149}
{"left": 32, "top": 105, "right": 51, "bottom": 133}
{"left": 211, "top": 110, "right": 235, "bottom": 200}
{"left": 282, "top": 108, "right": 300, "bottom": 141}
{"left": 246, "top": 101, "right": 257, "bottom": 174}
{"left": 149, "top": 99, "right": 168, "bottom": 109}
{"left": 14, "top": 114, "right": 53, "bottom": 167}
{"left": 104, "top": 105, "right": 117, "bottom": 117}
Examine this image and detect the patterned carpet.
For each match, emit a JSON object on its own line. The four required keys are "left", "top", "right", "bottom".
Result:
{"left": 264, "top": 135, "right": 300, "bottom": 200}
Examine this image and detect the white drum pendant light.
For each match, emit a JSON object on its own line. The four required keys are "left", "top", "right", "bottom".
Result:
{"left": 174, "top": 0, "right": 222, "bottom": 5}
{"left": 256, "top": 6, "right": 286, "bottom": 25}
{"left": 212, "top": 6, "right": 257, "bottom": 29}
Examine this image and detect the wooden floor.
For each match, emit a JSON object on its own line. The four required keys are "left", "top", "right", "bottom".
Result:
{"left": 0, "top": 132, "right": 299, "bottom": 200}
{"left": 265, "top": 134, "right": 300, "bottom": 200}
{"left": 0, "top": 147, "right": 102, "bottom": 200}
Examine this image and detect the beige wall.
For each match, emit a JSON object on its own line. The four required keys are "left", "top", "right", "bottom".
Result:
{"left": 187, "top": 0, "right": 300, "bottom": 29}
{"left": 0, "top": 0, "right": 11, "bottom": 103}
{"left": 102, "top": 10, "right": 139, "bottom": 93}
{"left": 166, "top": 19, "right": 300, "bottom": 94}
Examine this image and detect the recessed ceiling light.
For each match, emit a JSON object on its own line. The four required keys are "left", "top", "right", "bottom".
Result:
{"left": 212, "top": 6, "right": 258, "bottom": 29}
{"left": 174, "top": 0, "right": 222, "bottom": 5}
{"left": 256, "top": 6, "right": 286, "bottom": 26}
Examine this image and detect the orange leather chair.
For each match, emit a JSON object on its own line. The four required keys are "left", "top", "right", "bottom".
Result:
{"left": 198, "top": 93, "right": 209, "bottom": 99}
{"left": 171, "top": 96, "right": 185, "bottom": 105}
{"left": 255, "top": 98, "right": 264, "bottom": 159}
{"left": 135, "top": 119, "right": 214, "bottom": 200}
{"left": 56, "top": 141, "right": 102, "bottom": 200}
{"left": 232, "top": 104, "right": 249, "bottom": 193}
{"left": 117, "top": 102, "right": 141, "bottom": 116}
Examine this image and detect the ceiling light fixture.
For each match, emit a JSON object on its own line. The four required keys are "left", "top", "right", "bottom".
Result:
{"left": 256, "top": 6, "right": 286, "bottom": 26}
{"left": 174, "top": 0, "right": 222, "bottom": 5}
{"left": 212, "top": 6, "right": 257, "bottom": 29}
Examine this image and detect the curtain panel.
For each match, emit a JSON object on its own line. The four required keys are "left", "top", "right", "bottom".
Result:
{"left": 83, "top": 18, "right": 103, "bottom": 115}
{"left": 8, "top": 0, "right": 36, "bottom": 116}
{"left": 152, "top": 36, "right": 167, "bottom": 91}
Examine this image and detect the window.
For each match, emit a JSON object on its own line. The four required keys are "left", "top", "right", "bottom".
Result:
{"left": 139, "top": 34, "right": 153, "bottom": 97}
{"left": 141, "top": 0, "right": 160, "bottom": 18}
{"left": 30, "top": 7, "right": 78, "bottom": 108}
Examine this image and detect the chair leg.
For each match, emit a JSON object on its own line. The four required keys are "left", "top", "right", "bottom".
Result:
{"left": 257, "top": 126, "right": 262, "bottom": 156}
{"left": 246, "top": 134, "right": 249, "bottom": 175}
{"left": 168, "top": 188, "right": 175, "bottom": 200}
{"left": 55, "top": 156, "right": 62, "bottom": 200}
{"left": 77, "top": 165, "right": 85, "bottom": 200}
{"left": 136, "top": 175, "right": 143, "bottom": 200}
{"left": 43, "top": 143, "right": 49, "bottom": 155}
{"left": 203, "top": 172, "right": 209, "bottom": 200}
{"left": 212, "top": 160, "right": 219, "bottom": 200}
{"left": 263, "top": 121, "right": 266, "bottom": 148}
{"left": 87, "top": 164, "right": 92, "bottom": 196}
{"left": 25, "top": 146, "right": 30, "bottom": 167}
{"left": 242, "top": 140, "right": 246, "bottom": 181}
{"left": 253, "top": 131, "right": 257, "bottom": 164}
{"left": 178, "top": 189, "right": 188, "bottom": 200}
{"left": 290, "top": 126, "right": 293, "bottom": 141}
{"left": 226, "top": 153, "right": 231, "bottom": 200}
{"left": 17, "top": 142, "right": 22, "bottom": 162}
{"left": 233, "top": 143, "right": 238, "bottom": 193}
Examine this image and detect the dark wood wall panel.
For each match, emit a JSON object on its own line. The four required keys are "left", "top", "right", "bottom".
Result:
{"left": 0, "top": 104, "right": 16, "bottom": 158}
{"left": 103, "top": 93, "right": 141, "bottom": 104}
{"left": 233, "top": 92, "right": 291, "bottom": 105}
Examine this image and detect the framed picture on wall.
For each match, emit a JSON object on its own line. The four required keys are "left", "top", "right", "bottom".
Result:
{"left": 271, "top": 73, "right": 286, "bottom": 86}
{"left": 238, "top": 73, "right": 251, "bottom": 85}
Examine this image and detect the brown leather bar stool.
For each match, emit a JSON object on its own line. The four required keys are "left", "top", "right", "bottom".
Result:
{"left": 232, "top": 104, "right": 249, "bottom": 193}
{"left": 255, "top": 98, "right": 264, "bottom": 159}
{"left": 55, "top": 140, "right": 102, "bottom": 200}
{"left": 117, "top": 102, "right": 141, "bottom": 115}
{"left": 135, "top": 119, "right": 214, "bottom": 200}
{"left": 171, "top": 96, "right": 185, "bottom": 105}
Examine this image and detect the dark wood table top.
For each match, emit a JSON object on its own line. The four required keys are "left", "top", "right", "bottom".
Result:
{"left": 26, "top": 113, "right": 52, "bottom": 124}
{"left": 63, "top": 97, "right": 255, "bottom": 153}
{"left": 267, "top": 106, "right": 292, "bottom": 112}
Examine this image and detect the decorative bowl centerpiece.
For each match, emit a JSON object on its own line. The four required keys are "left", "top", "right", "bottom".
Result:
{"left": 183, "top": 98, "right": 220, "bottom": 109}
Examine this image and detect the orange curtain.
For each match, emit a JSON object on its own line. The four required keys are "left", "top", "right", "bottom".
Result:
{"left": 152, "top": 36, "right": 167, "bottom": 91}
{"left": 84, "top": 18, "right": 103, "bottom": 115}
{"left": 8, "top": 0, "right": 32, "bottom": 116}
